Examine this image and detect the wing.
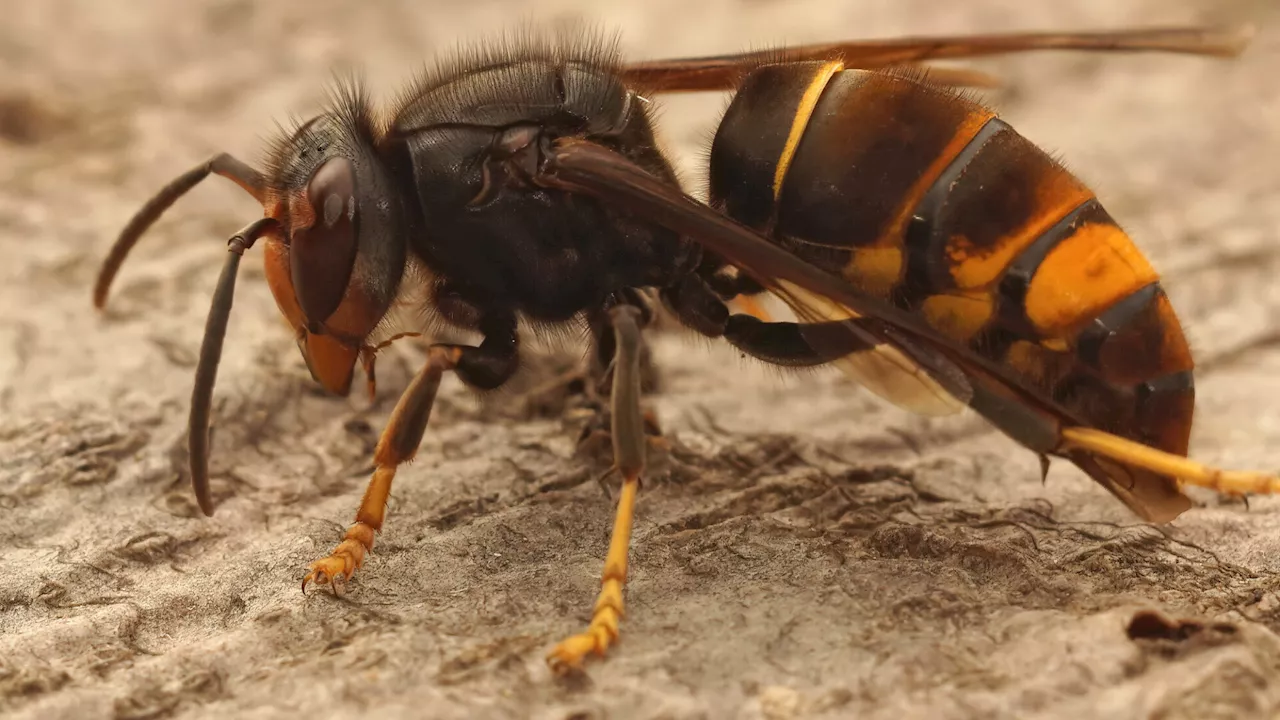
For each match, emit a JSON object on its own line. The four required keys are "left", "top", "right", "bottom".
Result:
{"left": 622, "top": 25, "right": 1252, "bottom": 92}
{"left": 527, "top": 138, "right": 1280, "bottom": 524}
{"left": 769, "top": 280, "right": 968, "bottom": 416}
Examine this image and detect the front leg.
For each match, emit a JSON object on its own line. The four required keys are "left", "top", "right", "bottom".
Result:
{"left": 303, "top": 315, "right": 519, "bottom": 592}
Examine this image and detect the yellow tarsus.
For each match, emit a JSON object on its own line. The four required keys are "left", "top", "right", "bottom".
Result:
{"left": 1061, "top": 427, "right": 1280, "bottom": 496}
{"left": 547, "top": 474, "right": 640, "bottom": 673}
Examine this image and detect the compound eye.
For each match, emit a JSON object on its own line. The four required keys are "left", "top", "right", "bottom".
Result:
{"left": 291, "top": 156, "right": 358, "bottom": 326}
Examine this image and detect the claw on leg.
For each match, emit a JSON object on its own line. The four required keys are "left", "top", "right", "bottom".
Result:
{"left": 547, "top": 473, "right": 640, "bottom": 674}
{"left": 302, "top": 523, "right": 375, "bottom": 593}
{"left": 302, "top": 467, "right": 392, "bottom": 594}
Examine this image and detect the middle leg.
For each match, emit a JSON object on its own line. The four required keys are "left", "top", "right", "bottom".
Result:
{"left": 546, "top": 303, "right": 652, "bottom": 672}
{"left": 520, "top": 287, "right": 660, "bottom": 421}
{"left": 545, "top": 276, "right": 867, "bottom": 672}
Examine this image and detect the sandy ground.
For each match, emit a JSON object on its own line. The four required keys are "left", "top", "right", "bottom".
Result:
{"left": 4, "top": 0, "right": 1280, "bottom": 718}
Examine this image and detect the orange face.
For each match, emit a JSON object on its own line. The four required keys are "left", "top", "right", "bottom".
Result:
{"left": 260, "top": 158, "right": 388, "bottom": 396}
{"left": 261, "top": 237, "right": 355, "bottom": 395}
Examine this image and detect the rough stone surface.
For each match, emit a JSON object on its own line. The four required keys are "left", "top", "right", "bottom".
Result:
{"left": 3, "top": 1, "right": 1280, "bottom": 718}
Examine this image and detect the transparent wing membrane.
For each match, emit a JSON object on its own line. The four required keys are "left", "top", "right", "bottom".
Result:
{"left": 772, "top": 280, "right": 969, "bottom": 416}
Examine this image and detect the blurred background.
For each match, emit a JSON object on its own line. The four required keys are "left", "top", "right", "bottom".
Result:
{"left": 2, "top": 1, "right": 1279, "bottom": 718}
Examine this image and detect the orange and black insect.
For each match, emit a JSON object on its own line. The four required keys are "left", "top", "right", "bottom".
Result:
{"left": 92, "top": 25, "right": 1275, "bottom": 673}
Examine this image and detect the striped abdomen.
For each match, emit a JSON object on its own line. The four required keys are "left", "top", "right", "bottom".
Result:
{"left": 708, "top": 61, "right": 1195, "bottom": 469}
